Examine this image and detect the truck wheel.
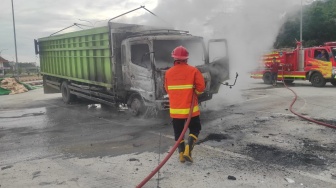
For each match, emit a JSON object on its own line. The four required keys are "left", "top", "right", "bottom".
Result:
{"left": 61, "top": 81, "right": 75, "bottom": 103}
{"left": 127, "top": 95, "right": 145, "bottom": 116}
{"left": 311, "top": 73, "right": 326, "bottom": 87}
{"left": 263, "top": 72, "right": 272, "bottom": 84}
{"left": 331, "top": 80, "right": 336, "bottom": 86}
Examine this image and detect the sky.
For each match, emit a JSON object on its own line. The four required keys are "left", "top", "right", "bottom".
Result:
{"left": 0, "top": 0, "right": 312, "bottom": 65}
{"left": 0, "top": 0, "right": 313, "bottom": 107}
{"left": 0, "top": 0, "right": 158, "bottom": 63}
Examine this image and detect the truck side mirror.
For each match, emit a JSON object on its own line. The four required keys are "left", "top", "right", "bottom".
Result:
{"left": 34, "top": 39, "right": 39, "bottom": 55}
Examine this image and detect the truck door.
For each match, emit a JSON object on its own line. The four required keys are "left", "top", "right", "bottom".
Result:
{"left": 306, "top": 47, "right": 332, "bottom": 78}
{"left": 124, "top": 41, "right": 154, "bottom": 100}
{"left": 207, "top": 39, "right": 229, "bottom": 94}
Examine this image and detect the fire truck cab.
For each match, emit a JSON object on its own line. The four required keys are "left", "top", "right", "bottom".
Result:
{"left": 251, "top": 42, "right": 336, "bottom": 87}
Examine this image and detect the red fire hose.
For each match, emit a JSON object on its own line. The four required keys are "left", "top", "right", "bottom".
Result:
{"left": 136, "top": 92, "right": 196, "bottom": 188}
{"left": 281, "top": 67, "right": 336, "bottom": 129}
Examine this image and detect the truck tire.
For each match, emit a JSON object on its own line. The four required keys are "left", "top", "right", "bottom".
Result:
{"left": 61, "top": 81, "right": 75, "bottom": 104}
{"left": 127, "top": 95, "right": 146, "bottom": 116}
{"left": 331, "top": 80, "right": 336, "bottom": 86}
{"left": 263, "top": 72, "right": 272, "bottom": 84}
{"left": 311, "top": 73, "right": 326, "bottom": 87}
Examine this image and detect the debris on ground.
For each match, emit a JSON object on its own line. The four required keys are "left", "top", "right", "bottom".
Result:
{"left": 0, "top": 77, "right": 40, "bottom": 95}
{"left": 228, "top": 175, "right": 236, "bottom": 180}
{"left": 284, "top": 177, "right": 295, "bottom": 183}
{"left": 1, "top": 165, "right": 13, "bottom": 170}
{"left": 128, "top": 158, "right": 140, "bottom": 162}
{"left": 0, "top": 78, "right": 28, "bottom": 95}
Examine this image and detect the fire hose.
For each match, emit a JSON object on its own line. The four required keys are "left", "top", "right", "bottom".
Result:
{"left": 136, "top": 92, "right": 196, "bottom": 188}
{"left": 281, "top": 66, "right": 336, "bottom": 129}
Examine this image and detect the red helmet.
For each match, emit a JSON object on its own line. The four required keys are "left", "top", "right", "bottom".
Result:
{"left": 171, "top": 46, "right": 189, "bottom": 60}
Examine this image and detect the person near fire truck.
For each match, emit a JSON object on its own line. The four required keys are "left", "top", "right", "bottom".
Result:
{"left": 317, "top": 50, "right": 328, "bottom": 61}
{"left": 270, "top": 57, "right": 279, "bottom": 86}
{"left": 164, "top": 46, "right": 205, "bottom": 163}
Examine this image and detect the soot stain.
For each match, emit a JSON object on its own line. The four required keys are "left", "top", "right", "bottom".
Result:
{"left": 245, "top": 144, "right": 326, "bottom": 169}
{"left": 1, "top": 165, "right": 13, "bottom": 170}
{"left": 301, "top": 139, "right": 336, "bottom": 153}
{"left": 314, "top": 118, "right": 336, "bottom": 126}
{"left": 198, "top": 133, "right": 232, "bottom": 144}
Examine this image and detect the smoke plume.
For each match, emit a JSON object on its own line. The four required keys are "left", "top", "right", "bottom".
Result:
{"left": 134, "top": 0, "right": 300, "bottom": 110}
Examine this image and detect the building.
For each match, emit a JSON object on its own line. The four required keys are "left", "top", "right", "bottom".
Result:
{"left": 0, "top": 56, "right": 9, "bottom": 77}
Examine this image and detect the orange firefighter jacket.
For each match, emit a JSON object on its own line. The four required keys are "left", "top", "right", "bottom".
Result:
{"left": 165, "top": 62, "right": 205, "bottom": 119}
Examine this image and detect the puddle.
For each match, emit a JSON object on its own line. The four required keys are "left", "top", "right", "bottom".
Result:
{"left": 0, "top": 112, "right": 45, "bottom": 119}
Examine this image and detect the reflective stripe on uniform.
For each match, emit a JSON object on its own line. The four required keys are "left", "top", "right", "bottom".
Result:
{"left": 195, "top": 90, "right": 203, "bottom": 95}
{"left": 170, "top": 105, "right": 199, "bottom": 115}
{"left": 168, "top": 85, "right": 194, "bottom": 90}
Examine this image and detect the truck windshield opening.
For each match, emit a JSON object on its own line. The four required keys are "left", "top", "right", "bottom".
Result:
{"left": 332, "top": 48, "right": 336, "bottom": 59}
{"left": 153, "top": 40, "right": 205, "bottom": 69}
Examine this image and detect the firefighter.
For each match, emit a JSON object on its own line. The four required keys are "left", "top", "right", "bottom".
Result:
{"left": 271, "top": 57, "right": 279, "bottom": 86}
{"left": 164, "top": 46, "right": 205, "bottom": 163}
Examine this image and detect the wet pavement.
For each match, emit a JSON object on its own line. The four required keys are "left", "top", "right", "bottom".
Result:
{"left": 0, "top": 91, "right": 172, "bottom": 163}
{"left": 1, "top": 81, "right": 336, "bottom": 187}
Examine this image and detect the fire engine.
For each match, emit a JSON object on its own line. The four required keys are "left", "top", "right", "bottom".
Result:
{"left": 251, "top": 41, "right": 336, "bottom": 87}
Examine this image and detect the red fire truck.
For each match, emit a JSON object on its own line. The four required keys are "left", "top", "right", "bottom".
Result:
{"left": 251, "top": 42, "right": 336, "bottom": 87}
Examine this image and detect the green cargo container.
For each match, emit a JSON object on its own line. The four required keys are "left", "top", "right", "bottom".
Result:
{"left": 38, "top": 26, "right": 113, "bottom": 88}
{"left": 36, "top": 22, "right": 230, "bottom": 116}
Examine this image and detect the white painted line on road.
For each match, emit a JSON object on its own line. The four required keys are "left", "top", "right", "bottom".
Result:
{"left": 287, "top": 170, "right": 336, "bottom": 185}
{"left": 149, "top": 131, "right": 336, "bottom": 185}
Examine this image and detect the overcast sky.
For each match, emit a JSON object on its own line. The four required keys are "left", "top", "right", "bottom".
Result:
{"left": 0, "top": 0, "right": 307, "bottom": 65}
{"left": 0, "top": 0, "right": 157, "bottom": 63}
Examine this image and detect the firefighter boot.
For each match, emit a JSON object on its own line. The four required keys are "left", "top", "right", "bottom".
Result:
{"left": 178, "top": 140, "right": 185, "bottom": 163}
{"left": 183, "top": 134, "right": 197, "bottom": 162}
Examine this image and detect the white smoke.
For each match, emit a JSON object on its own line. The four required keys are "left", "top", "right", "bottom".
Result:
{"left": 132, "top": 0, "right": 301, "bottom": 109}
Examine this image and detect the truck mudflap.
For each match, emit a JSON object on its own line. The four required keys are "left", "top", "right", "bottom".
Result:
{"left": 43, "top": 76, "right": 61, "bottom": 94}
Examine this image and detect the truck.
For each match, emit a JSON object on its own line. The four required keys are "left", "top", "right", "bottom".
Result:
{"left": 250, "top": 41, "right": 336, "bottom": 87}
{"left": 34, "top": 22, "right": 230, "bottom": 116}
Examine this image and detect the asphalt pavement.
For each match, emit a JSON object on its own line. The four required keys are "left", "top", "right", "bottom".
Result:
{"left": 0, "top": 80, "right": 335, "bottom": 188}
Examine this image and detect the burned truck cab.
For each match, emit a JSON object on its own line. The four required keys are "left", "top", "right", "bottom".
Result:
{"left": 36, "top": 21, "right": 229, "bottom": 116}
{"left": 121, "top": 29, "right": 229, "bottom": 111}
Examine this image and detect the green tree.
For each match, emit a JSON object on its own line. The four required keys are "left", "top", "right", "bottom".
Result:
{"left": 275, "top": 0, "right": 336, "bottom": 48}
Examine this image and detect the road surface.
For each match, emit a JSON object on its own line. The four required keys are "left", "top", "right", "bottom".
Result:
{"left": 0, "top": 80, "right": 335, "bottom": 188}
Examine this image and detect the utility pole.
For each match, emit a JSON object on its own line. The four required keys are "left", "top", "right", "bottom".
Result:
{"left": 298, "top": 0, "right": 304, "bottom": 71}
{"left": 300, "top": 0, "right": 303, "bottom": 45}
{"left": 11, "top": 0, "right": 18, "bottom": 76}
